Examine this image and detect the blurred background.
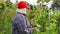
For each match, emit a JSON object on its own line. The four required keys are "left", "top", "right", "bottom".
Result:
{"left": 0, "top": 0, "right": 60, "bottom": 34}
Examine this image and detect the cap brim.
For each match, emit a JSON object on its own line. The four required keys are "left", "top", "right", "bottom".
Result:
{"left": 26, "top": 5, "right": 31, "bottom": 9}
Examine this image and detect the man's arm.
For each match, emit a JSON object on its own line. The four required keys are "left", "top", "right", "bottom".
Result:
{"left": 13, "top": 15, "right": 32, "bottom": 34}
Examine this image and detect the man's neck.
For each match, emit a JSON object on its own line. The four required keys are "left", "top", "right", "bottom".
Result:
{"left": 17, "top": 12, "right": 26, "bottom": 16}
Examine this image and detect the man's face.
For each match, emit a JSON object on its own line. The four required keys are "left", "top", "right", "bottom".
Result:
{"left": 23, "top": 8, "right": 29, "bottom": 13}
{"left": 18, "top": 8, "right": 29, "bottom": 14}
{"left": 22, "top": 8, "right": 27, "bottom": 14}
{"left": 23, "top": 8, "right": 27, "bottom": 12}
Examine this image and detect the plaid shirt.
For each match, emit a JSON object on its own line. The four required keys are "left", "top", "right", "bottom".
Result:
{"left": 12, "top": 12, "right": 32, "bottom": 34}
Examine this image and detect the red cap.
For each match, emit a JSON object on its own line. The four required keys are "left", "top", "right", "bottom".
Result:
{"left": 17, "top": 1, "right": 30, "bottom": 9}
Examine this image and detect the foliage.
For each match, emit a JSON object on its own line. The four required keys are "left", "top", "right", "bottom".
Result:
{"left": 0, "top": 2, "right": 16, "bottom": 34}
{"left": 27, "top": 5, "right": 60, "bottom": 34}
{"left": 0, "top": 2, "right": 6, "bottom": 15}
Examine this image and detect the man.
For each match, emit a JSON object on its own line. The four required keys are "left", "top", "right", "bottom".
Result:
{"left": 12, "top": 1, "right": 36, "bottom": 34}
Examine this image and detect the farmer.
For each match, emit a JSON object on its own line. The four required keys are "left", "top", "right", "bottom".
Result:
{"left": 12, "top": 1, "right": 36, "bottom": 34}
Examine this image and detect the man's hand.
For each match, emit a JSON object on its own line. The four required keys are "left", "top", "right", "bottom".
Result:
{"left": 32, "top": 24, "right": 42, "bottom": 30}
{"left": 32, "top": 27, "right": 37, "bottom": 30}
